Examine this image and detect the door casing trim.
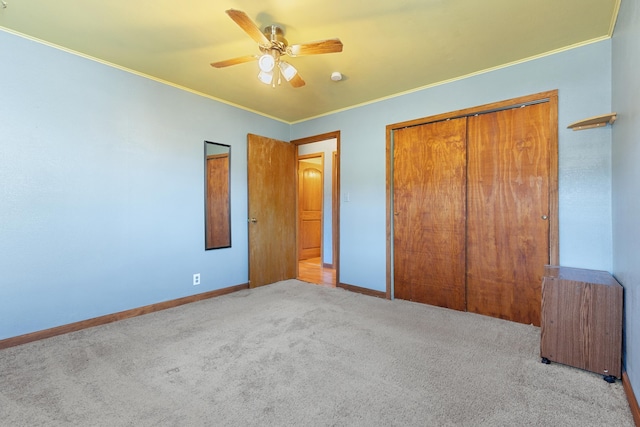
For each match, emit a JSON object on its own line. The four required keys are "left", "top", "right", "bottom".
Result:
{"left": 292, "top": 131, "right": 341, "bottom": 285}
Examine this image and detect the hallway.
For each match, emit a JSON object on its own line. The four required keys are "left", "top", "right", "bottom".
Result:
{"left": 298, "top": 257, "right": 335, "bottom": 287}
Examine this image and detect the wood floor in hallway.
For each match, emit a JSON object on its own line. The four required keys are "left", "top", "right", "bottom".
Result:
{"left": 298, "top": 257, "right": 336, "bottom": 287}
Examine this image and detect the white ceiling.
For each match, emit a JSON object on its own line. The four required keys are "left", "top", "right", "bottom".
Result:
{"left": 0, "top": 0, "right": 620, "bottom": 123}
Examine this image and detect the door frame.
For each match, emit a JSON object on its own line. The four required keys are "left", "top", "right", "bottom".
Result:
{"left": 292, "top": 131, "right": 341, "bottom": 285}
{"left": 385, "top": 90, "right": 559, "bottom": 299}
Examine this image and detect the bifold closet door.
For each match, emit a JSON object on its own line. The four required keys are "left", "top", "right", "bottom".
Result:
{"left": 393, "top": 118, "right": 467, "bottom": 310}
{"left": 466, "top": 103, "right": 551, "bottom": 326}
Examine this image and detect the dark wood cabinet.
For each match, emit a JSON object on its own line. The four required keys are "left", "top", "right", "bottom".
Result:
{"left": 540, "top": 265, "right": 623, "bottom": 380}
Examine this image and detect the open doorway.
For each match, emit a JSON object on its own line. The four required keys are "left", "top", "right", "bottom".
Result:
{"left": 293, "top": 132, "right": 340, "bottom": 287}
{"left": 298, "top": 154, "right": 323, "bottom": 261}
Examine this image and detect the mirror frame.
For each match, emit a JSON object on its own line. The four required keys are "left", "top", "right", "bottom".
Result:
{"left": 204, "top": 141, "right": 231, "bottom": 250}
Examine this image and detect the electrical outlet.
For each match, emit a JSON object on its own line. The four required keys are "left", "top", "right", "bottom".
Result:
{"left": 193, "top": 273, "right": 200, "bottom": 286}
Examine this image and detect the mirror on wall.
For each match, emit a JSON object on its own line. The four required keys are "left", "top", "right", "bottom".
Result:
{"left": 205, "top": 141, "right": 231, "bottom": 250}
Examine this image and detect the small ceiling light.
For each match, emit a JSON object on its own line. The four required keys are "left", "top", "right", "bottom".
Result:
{"left": 258, "top": 70, "right": 273, "bottom": 85}
{"left": 330, "top": 71, "right": 342, "bottom": 81}
{"left": 258, "top": 54, "right": 275, "bottom": 73}
{"left": 279, "top": 61, "right": 298, "bottom": 82}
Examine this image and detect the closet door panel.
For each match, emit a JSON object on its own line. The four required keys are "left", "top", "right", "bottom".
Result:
{"left": 466, "top": 103, "right": 550, "bottom": 326}
{"left": 393, "top": 118, "right": 467, "bottom": 310}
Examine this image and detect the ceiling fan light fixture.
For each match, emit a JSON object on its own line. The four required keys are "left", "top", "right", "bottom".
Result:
{"left": 258, "top": 53, "right": 275, "bottom": 72}
{"left": 258, "top": 70, "right": 273, "bottom": 85}
{"left": 279, "top": 61, "right": 298, "bottom": 81}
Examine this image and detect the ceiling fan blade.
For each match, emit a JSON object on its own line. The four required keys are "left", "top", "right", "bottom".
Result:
{"left": 210, "top": 55, "right": 257, "bottom": 68}
{"left": 287, "top": 39, "right": 343, "bottom": 56}
{"left": 226, "top": 9, "right": 270, "bottom": 46}
{"left": 289, "top": 73, "right": 306, "bottom": 88}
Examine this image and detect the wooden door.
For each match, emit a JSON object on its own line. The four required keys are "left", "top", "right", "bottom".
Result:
{"left": 247, "top": 134, "right": 297, "bottom": 288}
{"left": 466, "top": 103, "right": 551, "bottom": 326}
{"left": 298, "top": 158, "right": 323, "bottom": 260}
{"left": 206, "top": 154, "right": 231, "bottom": 248}
{"left": 393, "top": 118, "right": 467, "bottom": 310}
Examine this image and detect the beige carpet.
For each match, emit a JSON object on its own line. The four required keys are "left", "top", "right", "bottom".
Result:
{"left": 0, "top": 280, "right": 634, "bottom": 426}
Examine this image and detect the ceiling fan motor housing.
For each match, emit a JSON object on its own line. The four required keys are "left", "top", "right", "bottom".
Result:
{"left": 260, "top": 25, "right": 288, "bottom": 55}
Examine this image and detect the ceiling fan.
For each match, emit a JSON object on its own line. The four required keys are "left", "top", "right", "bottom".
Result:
{"left": 210, "top": 9, "right": 343, "bottom": 88}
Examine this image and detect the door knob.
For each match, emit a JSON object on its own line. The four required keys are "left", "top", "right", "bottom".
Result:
{"left": 248, "top": 218, "right": 257, "bottom": 223}
{"left": 541, "top": 215, "right": 549, "bottom": 220}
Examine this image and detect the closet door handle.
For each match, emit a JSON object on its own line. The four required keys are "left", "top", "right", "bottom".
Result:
{"left": 541, "top": 215, "right": 549, "bottom": 220}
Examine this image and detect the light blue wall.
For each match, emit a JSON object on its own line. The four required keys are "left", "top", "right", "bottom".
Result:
{"left": 612, "top": 0, "right": 640, "bottom": 399}
{"left": 292, "top": 40, "right": 613, "bottom": 292}
{"left": 1, "top": 29, "right": 616, "bottom": 341}
{"left": 0, "top": 30, "right": 289, "bottom": 340}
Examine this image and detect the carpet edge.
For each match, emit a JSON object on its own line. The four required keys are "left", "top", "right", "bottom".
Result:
{"left": 0, "top": 283, "right": 249, "bottom": 350}
{"left": 338, "top": 282, "right": 387, "bottom": 299}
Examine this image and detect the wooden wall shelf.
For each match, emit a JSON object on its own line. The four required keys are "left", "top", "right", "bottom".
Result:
{"left": 567, "top": 113, "right": 617, "bottom": 131}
